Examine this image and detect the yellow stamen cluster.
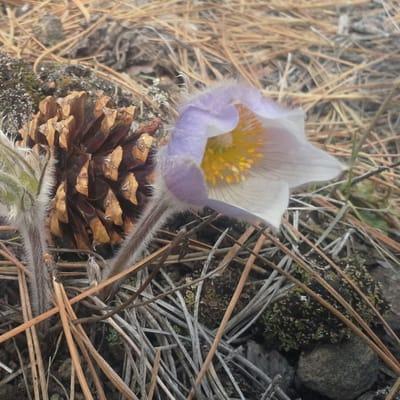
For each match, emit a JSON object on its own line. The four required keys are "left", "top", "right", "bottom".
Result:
{"left": 201, "top": 105, "right": 265, "bottom": 186}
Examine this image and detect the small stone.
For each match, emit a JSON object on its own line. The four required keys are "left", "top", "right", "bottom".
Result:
{"left": 35, "top": 14, "right": 65, "bottom": 46}
{"left": 246, "top": 341, "right": 294, "bottom": 392}
{"left": 297, "top": 336, "right": 379, "bottom": 400}
{"left": 338, "top": 14, "right": 350, "bottom": 35}
{"left": 371, "top": 264, "right": 400, "bottom": 331}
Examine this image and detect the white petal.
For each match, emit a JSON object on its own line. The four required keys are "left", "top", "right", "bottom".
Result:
{"left": 258, "top": 108, "right": 306, "bottom": 140}
{"left": 208, "top": 176, "right": 289, "bottom": 228}
{"left": 260, "top": 127, "right": 344, "bottom": 188}
{"left": 0, "top": 204, "right": 9, "bottom": 218}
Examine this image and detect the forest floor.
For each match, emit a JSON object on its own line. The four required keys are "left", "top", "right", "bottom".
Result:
{"left": 0, "top": 1, "right": 399, "bottom": 399}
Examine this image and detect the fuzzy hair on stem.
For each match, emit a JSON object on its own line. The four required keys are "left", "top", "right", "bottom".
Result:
{"left": 100, "top": 187, "right": 179, "bottom": 299}
{"left": 19, "top": 211, "right": 53, "bottom": 316}
{"left": 0, "top": 130, "right": 56, "bottom": 316}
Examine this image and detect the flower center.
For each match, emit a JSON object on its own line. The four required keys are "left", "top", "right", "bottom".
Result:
{"left": 201, "top": 105, "right": 265, "bottom": 186}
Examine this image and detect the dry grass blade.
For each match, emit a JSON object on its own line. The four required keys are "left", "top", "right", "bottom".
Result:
{"left": 215, "top": 225, "right": 256, "bottom": 275}
{"left": 0, "top": 246, "right": 170, "bottom": 344}
{"left": 71, "top": 327, "right": 139, "bottom": 399}
{"left": 56, "top": 291, "right": 107, "bottom": 400}
{"left": 187, "top": 233, "right": 266, "bottom": 399}
{"left": 147, "top": 348, "right": 161, "bottom": 400}
{"left": 71, "top": 0, "right": 90, "bottom": 22}
{"left": 345, "top": 77, "right": 400, "bottom": 193}
{"left": 72, "top": 340, "right": 107, "bottom": 400}
{"left": 8, "top": 236, "right": 49, "bottom": 400}
{"left": 11, "top": 340, "right": 32, "bottom": 399}
{"left": 313, "top": 196, "right": 400, "bottom": 254}
{"left": 385, "top": 377, "right": 400, "bottom": 400}
{"left": 53, "top": 280, "right": 94, "bottom": 400}
{"left": 17, "top": 269, "right": 41, "bottom": 400}
{"left": 58, "top": 284, "right": 139, "bottom": 399}
{"left": 0, "top": 243, "right": 31, "bottom": 279}
{"left": 79, "top": 230, "right": 187, "bottom": 324}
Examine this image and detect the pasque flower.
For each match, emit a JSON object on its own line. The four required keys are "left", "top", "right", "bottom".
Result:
{"left": 158, "top": 82, "right": 343, "bottom": 227}
{"left": 102, "top": 82, "right": 343, "bottom": 286}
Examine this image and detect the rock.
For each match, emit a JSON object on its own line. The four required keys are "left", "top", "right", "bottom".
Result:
{"left": 246, "top": 341, "right": 294, "bottom": 392}
{"left": 297, "top": 336, "right": 379, "bottom": 400}
{"left": 34, "top": 14, "right": 65, "bottom": 46}
{"left": 371, "top": 264, "right": 400, "bottom": 331}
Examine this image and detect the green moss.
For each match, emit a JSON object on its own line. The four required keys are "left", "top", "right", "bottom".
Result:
{"left": 105, "top": 326, "right": 122, "bottom": 346}
{"left": 183, "top": 266, "right": 255, "bottom": 329}
{"left": 261, "top": 260, "right": 388, "bottom": 351}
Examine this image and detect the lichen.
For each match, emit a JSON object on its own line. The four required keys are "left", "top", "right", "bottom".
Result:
{"left": 0, "top": 53, "right": 42, "bottom": 133}
{"left": 261, "top": 259, "right": 388, "bottom": 351}
{"left": 37, "top": 64, "right": 128, "bottom": 103}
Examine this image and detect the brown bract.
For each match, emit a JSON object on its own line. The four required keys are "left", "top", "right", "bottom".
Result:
{"left": 19, "top": 91, "right": 161, "bottom": 249}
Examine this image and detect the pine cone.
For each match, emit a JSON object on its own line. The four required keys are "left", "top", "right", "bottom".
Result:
{"left": 19, "top": 91, "right": 161, "bottom": 249}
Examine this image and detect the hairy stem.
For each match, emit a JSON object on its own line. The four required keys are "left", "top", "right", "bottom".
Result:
{"left": 19, "top": 209, "right": 52, "bottom": 316}
{"left": 101, "top": 192, "right": 175, "bottom": 297}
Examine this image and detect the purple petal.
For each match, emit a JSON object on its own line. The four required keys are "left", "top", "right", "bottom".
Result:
{"left": 168, "top": 105, "right": 239, "bottom": 164}
{"left": 180, "top": 81, "right": 306, "bottom": 140}
{"left": 179, "top": 82, "right": 242, "bottom": 115}
{"left": 229, "top": 83, "right": 306, "bottom": 140}
{"left": 161, "top": 156, "right": 208, "bottom": 206}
